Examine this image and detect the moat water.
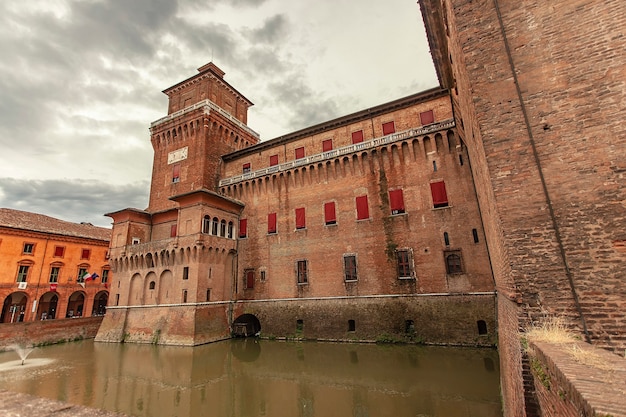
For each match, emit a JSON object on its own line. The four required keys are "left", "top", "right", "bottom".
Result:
{"left": 0, "top": 339, "right": 502, "bottom": 417}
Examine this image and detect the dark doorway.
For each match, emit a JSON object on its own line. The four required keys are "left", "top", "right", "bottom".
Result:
{"left": 232, "top": 314, "right": 261, "bottom": 337}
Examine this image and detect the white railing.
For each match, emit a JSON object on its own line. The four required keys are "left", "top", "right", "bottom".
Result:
{"left": 150, "top": 99, "right": 260, "bottom": 139}
{"left": 219, "top": 119, "right": 455, "bottom": 187}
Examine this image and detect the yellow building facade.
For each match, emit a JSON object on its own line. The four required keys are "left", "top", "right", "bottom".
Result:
{"left": 0, "top": 209, "right": 112, "bottom": 322}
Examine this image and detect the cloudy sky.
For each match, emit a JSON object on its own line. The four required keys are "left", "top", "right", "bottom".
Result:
{"left": 0, "top": 0, "right": 438, "bottom": 228}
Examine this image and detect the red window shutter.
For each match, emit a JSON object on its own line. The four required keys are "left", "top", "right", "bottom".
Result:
{"left": 170, "top": 224, "right": 177, "bottom": 237}
{"left": 239, "top": 219, "right": 248, "bottom": 238}
{"left": 322, "top": 139, "right": 333, "bottom": 152}
{"left": 172, "top": 164, "right": 180, "bottom": 180}
{"left": 430, "top": 181, "right": 449, "bottom": 207}
{"left": 242, "top": 163, "right": 251, "bottom": 173}
{"left": 295, "top": 207, "right": 306, "bottom": 229}
{"left": 81, "top": 249, "right": 90, "bottom": 259}
{"left": 268, "top": 213, "right": 277, "bottom": 234}
{"left": 270, "top": 155, "right": 279, "bottom": 166}
{"left": 246, "top": 270, "right": 255, "bottom": 289}
{"left": 389, "top": 189, "right": 405, "bottom": 213}
{"left": 324, "top": 202, "right": 336, "bottom": 224}
{"left": 295, "top": 147, "right": 305, "bottom": 159}
{"left": 420, "top": 110, "right": 435, "bottom": 125}
{"left": 382, "top": 121, "right": 395, "bottom": 135}
{"left": 351, "top": 130, "right": 364, "bottom": 144}
{"left": 54, "top": 246, "right": 64, "bottom": 257}
{"left": 356, "top": 195, "right": 369, "bottom": 220}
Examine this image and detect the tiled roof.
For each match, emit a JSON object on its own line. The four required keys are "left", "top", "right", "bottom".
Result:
{"left": 0, "top": 208, "right": 111, "bottom": 242}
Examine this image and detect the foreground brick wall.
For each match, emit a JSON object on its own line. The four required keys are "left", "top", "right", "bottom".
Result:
{"left": 528, "top": 341, "right": 626, "bottom": 417}
{"left": 420, "top": 0, "right": 626, "bottom": 415}
{"left": 0, "top": 316, "right": 103, "bottom": 351}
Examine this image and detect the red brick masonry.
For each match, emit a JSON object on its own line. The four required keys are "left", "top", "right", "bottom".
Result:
{"left": 529, "top": 341, "right": 626, "bottom": 417}
{"left": 0, "top": 316, "right": 103, "bottom": 351}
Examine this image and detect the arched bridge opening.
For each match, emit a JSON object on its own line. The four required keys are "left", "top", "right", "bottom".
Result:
{"left": 232, "top": 314, "right": 261, "bottom": 337}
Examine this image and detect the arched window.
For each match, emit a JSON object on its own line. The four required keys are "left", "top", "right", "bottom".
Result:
{"left": 202, "top": 215, "right": 211, "bottom": 234}
{"left": 211, "top": 217, "right": 219, "bottom": 235}
{"left": 149, "top": 281, "right": 156, "bottom": 290}
{"left": 228, "top": 221, "right": 234, "bottom": 239}
{"left": 445, "top": 253, "right": 463, "bottom": 274}
{"left": 220, "top": 220, "right": 226, "bottom": 237}
{"left": 477, "top": 320, "right": 488, "bottom": 335}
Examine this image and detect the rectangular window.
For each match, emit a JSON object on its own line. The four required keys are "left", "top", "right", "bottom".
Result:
{"left": 182, "top": 290, "right": 188, "bottom": 303}
{"left": 115, "top": 294, "right": 120, "bottom": 306}
{"left": 322, "top": 139, "right": 333, "bottom": 152}
{"left": 351, "top": 130, "right": 364, "bottom": 144}
{"left": 420, "top": 110, "right": 435, "bottom": 125}
{"left": 297, "top": 260, "right": 308, "bottom": 284}
{"left": 269, "top": 154, "right": 279, "bottom": 166}
{"left": 245, "top": 270, "right": 255, "bottom": 289}
{"left": 101, "top": 269, "right": 109, "bottom": 283}
{"left": 389, "top": 189, "right": 405, "bottom": 214}
{"left": 183, "top": 266, "right": 189, "bottom": 280}
{"left": 343, "top": 255, "right": 357, "bottom": 282}
{"left": 324, "top": 202, "right": 336, "bottom": 225}
{"left": 81, "top": 249, "right": 91, "bottom": 260}
{"left": 77, "top": 267, "right": 88, "bottom": 282}
{"left": 242, "top": 163, "right": 251, "bottom": 173}
{"left": 268, "top": 212, "right": 277, "bottom": 234}
{"left": 295, "top": 147, "right": 305, "bottom": 159}
{"left": 239, "top": 219, "right": 248, "bottom": 238}
{"left": 430, "top": 181, "right": 449, "bottom": 208}
{"left": 23, "top": 243, "right": 34, "bottom": 254}
{"left": 54, "top": 246, "right": 65, "bottom": 258}
{"left": 172, "top": 164, "right": 181, "bottom": 183}
{"left": 356, "top": 195, "right": 369, "bottom": 220}
{"left": 382, "top": 121, "right": 395, "bottom": 135}
{"left": 206, "top": 289, "right": 211, "bottom": 301}
{"left": 295, "top": 207, "right": 306, "bottom": 229}
{"left": 170, "top": 224, "right": 177, "bottom": 237}
{"left": 17, "top": 265, "right": 29, "bottom": 282}
{"left": 260, "top": 270, "right": 266, "bottom": 282}
{"left": 49, "top": 267, "right": 60, "bottom": 283}
{"left": 396, "top": 249, "right": 413, "bottom": 279}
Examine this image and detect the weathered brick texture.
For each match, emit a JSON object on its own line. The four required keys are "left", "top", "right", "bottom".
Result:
{"left": 420, "top": 0, "right": 626, "bottom": 415}
{"left": 0, "top": 316, "right": 103, "bottom": 351}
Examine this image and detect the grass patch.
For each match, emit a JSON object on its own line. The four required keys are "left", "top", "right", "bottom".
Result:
{"left": 566, "top": 344, "right": 612, "bottom": 371}
{"left": 524, "top": 316, "right": 576, "bottom": 345}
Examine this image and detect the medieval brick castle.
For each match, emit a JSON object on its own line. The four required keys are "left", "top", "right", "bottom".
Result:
{"left": 97, "top": 1, "right": 625, "bottom": 416}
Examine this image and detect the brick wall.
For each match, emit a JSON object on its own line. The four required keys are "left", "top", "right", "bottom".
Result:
{"left": 235, "top": 294, "right": 496, "bottom": 346}
{"left": 420, "top": 0, "right": 626, "bottom": 415}
{"left": 0, "top": 316, "right": 103, "bottom": 351}
{"left": 528, "top": 341, "right": 626, "bottom": 417}
{"left": 223, "top": 99, "right": 494, "bottom": 301}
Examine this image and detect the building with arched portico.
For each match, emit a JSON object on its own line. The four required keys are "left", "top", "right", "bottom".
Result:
{"left": 0, "top": 209, "right": 111, "bottom": 323}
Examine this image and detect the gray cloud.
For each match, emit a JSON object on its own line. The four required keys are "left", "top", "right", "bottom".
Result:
{"left": 0, "top": 178, "right": 150, "bottom": 228}
{"left": 266, "top": 74, "right": 342, "bottom": 130}
{"left": 245, "top": 14, "right": 288, "bottom": 44}
{"left": 0, "top": 0, "right": 437, "bottom": 226}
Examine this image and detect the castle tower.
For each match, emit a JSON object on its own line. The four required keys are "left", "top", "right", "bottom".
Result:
{"left": 97, "top": 63, "right": 260, "bottom": 345}
{"left": 148, "top": 62, "right": 259, "bottom": 213}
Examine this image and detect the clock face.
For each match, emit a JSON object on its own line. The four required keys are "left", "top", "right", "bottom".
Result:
{"left": 168, "top": 147, "right": 189, "bottom": 164}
